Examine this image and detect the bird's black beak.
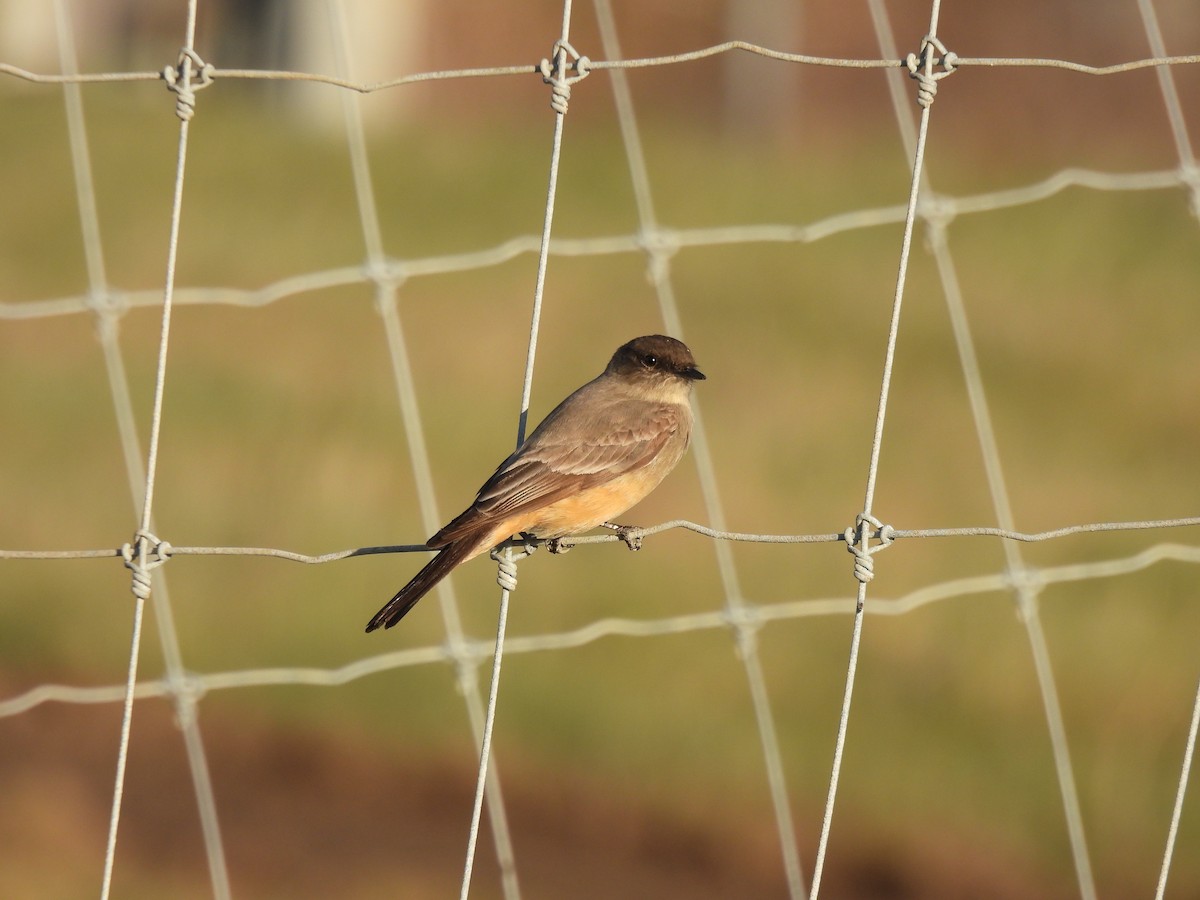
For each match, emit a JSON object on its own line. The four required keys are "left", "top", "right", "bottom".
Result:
{"left": 682, "top": 366, "right": 705, "bottom": 381}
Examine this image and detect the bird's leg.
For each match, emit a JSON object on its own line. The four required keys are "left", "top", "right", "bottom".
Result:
{"left": 601, "top": 521, "right": 644, "bottom": 551}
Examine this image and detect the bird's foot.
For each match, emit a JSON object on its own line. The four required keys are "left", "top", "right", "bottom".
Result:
{"left": 601, "top": 521, "right": 644, "bottom": 551}
{"left": 546, "top": 537, "right": 573, "bottom": 555}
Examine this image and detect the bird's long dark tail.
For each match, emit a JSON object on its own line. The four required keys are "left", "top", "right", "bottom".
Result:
{"left": 365, "top": 538, "right": 479, "bottom": 632}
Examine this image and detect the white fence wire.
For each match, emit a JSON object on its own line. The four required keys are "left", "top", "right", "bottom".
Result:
{"left": 2, "top": 0, "right": 1199, "bottom": 897}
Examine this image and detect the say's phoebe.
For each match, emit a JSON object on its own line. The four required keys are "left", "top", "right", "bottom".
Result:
{"left": 365, "top": 334, "right": 705, "bottom": 631}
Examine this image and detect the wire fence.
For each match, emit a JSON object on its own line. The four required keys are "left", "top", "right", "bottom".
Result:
{"left": 2, "top": 0, "right": 1199, "bottom": 897}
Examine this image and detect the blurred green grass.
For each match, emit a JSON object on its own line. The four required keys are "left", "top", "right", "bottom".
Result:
{"left": 2, "top": 78, "right": 1199, "bottom": 896}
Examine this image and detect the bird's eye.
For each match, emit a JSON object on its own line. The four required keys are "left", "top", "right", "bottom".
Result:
{"left": 641, "top": 354, "right": 658, "bottom": 367}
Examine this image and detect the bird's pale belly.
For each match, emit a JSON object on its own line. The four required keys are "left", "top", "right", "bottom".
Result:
{"left": 520, "top": 465, "right": 675, "bottom": 540}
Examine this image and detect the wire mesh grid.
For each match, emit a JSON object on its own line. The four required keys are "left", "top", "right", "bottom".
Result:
{"left": 1, "top": 0, "right": 1199, "bottom": 897}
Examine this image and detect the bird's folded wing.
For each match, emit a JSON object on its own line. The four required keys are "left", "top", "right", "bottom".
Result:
{"left": 430, "top": 404, "right": 681, "bottom": 545}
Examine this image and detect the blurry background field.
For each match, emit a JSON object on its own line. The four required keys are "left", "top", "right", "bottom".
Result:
{"left": 1, "top": 1, "right": 1199, "bottom": 897}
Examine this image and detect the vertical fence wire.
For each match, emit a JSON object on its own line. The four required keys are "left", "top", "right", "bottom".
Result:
{"left": 1135, "top": 0, "right": 1199, "bottom": 192}
{"left": 867, "top": 3, "right": 1099, "bottom": 897}
{"left": 323, "top": 2, "right": 525, "bottom": 896}
{"left": 592, "top": 2, "right": 808, "bottom": 896}
{"left": 59, "top": 1, "right": 234, "bottom": 897}
{"left": 461, "top": 1, "right": 580, "bottom": 895}
{"left": 1154, "top": 673, "right": 1200, "bottom": 900}
{"left": 810, "top": 1, "right": 947, "bottom": 894}
{"left": 1137, "top": 2, "right": 1200, "bottom": 891}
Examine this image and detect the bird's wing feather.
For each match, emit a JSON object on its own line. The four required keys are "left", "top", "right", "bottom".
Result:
{"left": 429, "top": 401, "right": 682, "bottom": 546}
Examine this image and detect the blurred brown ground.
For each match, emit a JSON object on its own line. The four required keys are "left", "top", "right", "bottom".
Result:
{"left": 1, "top": 690, "right": 1070, "bottom": 899}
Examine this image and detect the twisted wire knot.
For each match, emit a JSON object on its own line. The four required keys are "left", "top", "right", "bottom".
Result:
{"left": 161, "top": 48, "right": 214, "bottom": 121}
{"left": 86, "top": 288, "right": 129, "bottom": 343}
{"left": 85, "top": 287, "right": 129, "bottom": 319}
{"left": 843, "top": 514, "right": 894, "bottom": 584}
{"left": 637, "top": 230, "right": 680, "bottom": 287}
{"left": 167, "top": 670, "right": 207, "bottom": 727}
{"left": 442, "top": 635, "right": 490, "bottom": 696}
{"left": 493, "top": 552, "right": 519, "bottom": 592}
{"left": 918, "top": 192, "right": 956, "bottom": 231}
{"left": 905, "top": 35, "right": 957, "bottom": 109}
{"left": 120, "top": 530, "right": 173, "bottom": 601}
{"left": 724, "top": 602, "right": 764, "bottom": 661}
{"left": 490, "top": 540, "right": 537, "bottom": 593}
{"left": 539, "top": 40, "right": 591, "bottom": 115}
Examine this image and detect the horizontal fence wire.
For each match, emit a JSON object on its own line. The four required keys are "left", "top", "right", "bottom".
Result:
{"left": 3, "top": 44, "right": 1200, "bottom": 91}
{"left": 0, "top": 166, "right": 1194, "bottom": 323}
{"left": 5, "top": 515, "right": 1200, "bottom": 562}
{"left": 4, "top": 539, "right": 1199, "bottom": 720}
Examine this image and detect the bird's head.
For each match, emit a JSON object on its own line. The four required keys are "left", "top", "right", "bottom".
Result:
{"left": 606, "top": 334, "right": 705, "bottom": 388}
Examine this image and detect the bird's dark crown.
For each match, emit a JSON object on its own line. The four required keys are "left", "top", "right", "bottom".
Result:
{"left": 607, "top": 334, "right": 705, "bottom": 381}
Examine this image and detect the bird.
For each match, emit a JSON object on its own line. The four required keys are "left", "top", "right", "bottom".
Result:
{"left": 365, "top": 334, "right": 705, "bottom": 631}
